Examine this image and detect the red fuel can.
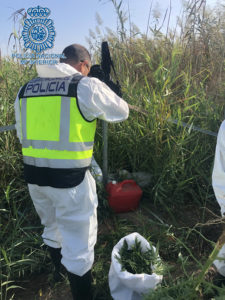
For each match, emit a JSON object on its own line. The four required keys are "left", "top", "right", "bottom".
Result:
{"left": 106, "top": 180, "right": 143, "bottom": 213}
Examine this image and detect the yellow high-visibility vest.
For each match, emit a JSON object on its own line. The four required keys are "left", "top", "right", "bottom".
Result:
{"left": 19, "top": 75, "right": 96, "bottom": 169}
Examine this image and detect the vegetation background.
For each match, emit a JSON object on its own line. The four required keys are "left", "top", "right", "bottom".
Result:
{"left": 1, "top": 0, "right": 225, "bottom": 299}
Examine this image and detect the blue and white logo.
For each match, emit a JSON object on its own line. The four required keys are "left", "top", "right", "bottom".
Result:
{"left": 22, "top": 6, "right": 56, "bottom": 53}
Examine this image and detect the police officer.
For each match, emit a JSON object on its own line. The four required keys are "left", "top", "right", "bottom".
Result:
{"left": 14, "top": 44, "right": 129, "bottom": 300}
{"left": 212, "top": 120, "right": 225, "bottom": 280}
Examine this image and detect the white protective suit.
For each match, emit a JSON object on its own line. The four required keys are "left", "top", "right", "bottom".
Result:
{"left": 14, "top": 63, "right": 129, "bottom": 276}
{"left": 212, "top": 120, "right": 225, "bottom": 276}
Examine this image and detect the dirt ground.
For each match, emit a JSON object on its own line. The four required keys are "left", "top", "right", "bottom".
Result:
{"left": 11, "top": 272, "right": 72, "bottom": 300}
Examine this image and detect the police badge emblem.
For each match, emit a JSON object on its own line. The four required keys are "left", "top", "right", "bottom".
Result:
{"left": 22, "top": 6, "right": 56, "bottom": 53}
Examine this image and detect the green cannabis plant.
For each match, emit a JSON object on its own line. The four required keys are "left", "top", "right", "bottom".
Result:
{"left": 115, "top": 237, "right": 163, "bottom": 275}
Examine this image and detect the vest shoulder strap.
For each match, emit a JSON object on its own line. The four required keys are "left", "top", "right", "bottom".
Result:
{"left": 19, "top": 74, "right": 83, "bottom": 98}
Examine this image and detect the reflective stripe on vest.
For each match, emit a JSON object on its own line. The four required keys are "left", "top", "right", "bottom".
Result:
{"left": 19, "top": 95, "right": 96, "bottom": 168}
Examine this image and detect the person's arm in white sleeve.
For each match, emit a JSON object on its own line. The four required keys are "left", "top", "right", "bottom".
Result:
{"left": 77, "top": 77, "right": 129, "bottom": 122}
{"left": 212, "top": 120, "right": 225, "bottom": 216}
{"left": 14, "top": 88, "right": 22, "bottom": 143}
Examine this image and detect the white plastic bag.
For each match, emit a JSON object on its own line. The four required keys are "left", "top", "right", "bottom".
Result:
{"left": 108, "top": 232, "right": 163, "bottom": 300}
{"left": 118, "top": 170, "right": 152, "bottom": 188}
{"left": 90, "top": 157, "right": 103, "bottom": 183}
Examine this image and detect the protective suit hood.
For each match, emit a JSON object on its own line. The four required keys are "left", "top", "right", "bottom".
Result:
{"left": 36, "top": 63, "right": 81, "bottom": 78}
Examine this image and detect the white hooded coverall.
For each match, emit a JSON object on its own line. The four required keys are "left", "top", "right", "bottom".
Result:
{"left": 14, "top": 63, "right": 129, "bottom": 276}
{"left": 212, "top": 120, "right": 225, "bottom": 276}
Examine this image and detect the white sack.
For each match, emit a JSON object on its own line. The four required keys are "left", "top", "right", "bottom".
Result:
{"left": 108, "top": 232, "right": 163, "bottom": 300}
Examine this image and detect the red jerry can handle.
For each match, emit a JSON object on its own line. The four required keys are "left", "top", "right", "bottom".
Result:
{"left": 118, "top": 179, "right": 138, "bottom": 190}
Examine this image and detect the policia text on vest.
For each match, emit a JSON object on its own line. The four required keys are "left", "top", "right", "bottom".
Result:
{"left": 19, "top": 74, "right": 96, "bottom": 188}
{"left": 24, "top": 77, "right": 69, "bottom": 96}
